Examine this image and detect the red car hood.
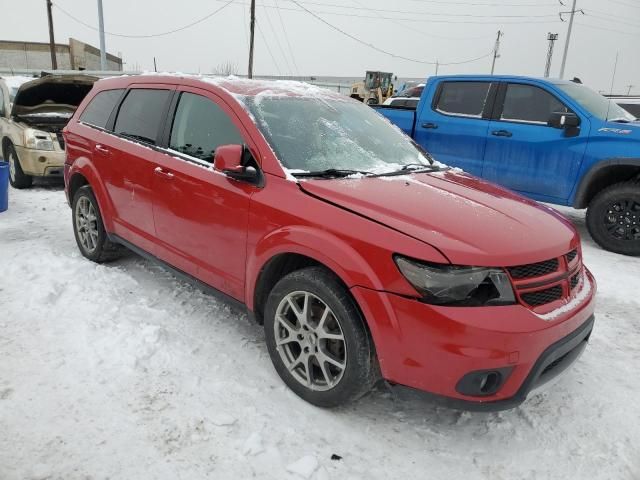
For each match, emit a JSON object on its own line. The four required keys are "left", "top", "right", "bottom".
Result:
{"left": 298, "top": 170, "right": 578, "bottom": 266}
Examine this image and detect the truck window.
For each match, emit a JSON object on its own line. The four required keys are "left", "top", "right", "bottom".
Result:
{"left": 169, "top": 92, "right": 243, "bottom": 162}
{"left": 114, "top": 89, "right": 171, "bottom": 145}
{"left": 501, "top": 84, "right": 568, "bottom": 124}
{"left": 79, "top": 89, "right": 124, "bottom": 129}
{"left": 435, "top": 82, "right": 491, "bottom": 118}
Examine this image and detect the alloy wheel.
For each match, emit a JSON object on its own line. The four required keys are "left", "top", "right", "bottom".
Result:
{"left": 604, "top": 199, "right": 640, "bottom": 242}
{"left": 75, "top": 196, "right": 99, "bottom": 253}
{"left": 274, "top": 291, "right": 347, "bottom": 391}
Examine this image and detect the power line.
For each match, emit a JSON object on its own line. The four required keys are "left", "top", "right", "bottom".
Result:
{"left": 221, "top": 1, "right": 561, "bottom": 24}
{"left": 273, "top": 0, "right": 301, "bottom": 75}
{"left": 379, "top": 0, "right": 558, "bottom": 6}
{"left": 347, "top": 0, "right": 495, "bottom": 41}
{"left": 287, "top": 0, "right": 494, "bottom": 65}
{"left": 604, "top": 0, "right": 640, "bottom": 9}
{"left": 260, "top": 3, "right": 294, "bottom": 75}
{"left": 584, "top": 12, "right": 640, "bottom": 29}
{"left": 283, "top": 0, "right": 559, "bottom": 17}
{"left": 52, "top": 0, "right": 236, "bottom": 38}
{"left": 256, "top": 20, "right": 283, "bottom": 75}
{"left": 575, "top": 21, "right": 640, "bottom": 37}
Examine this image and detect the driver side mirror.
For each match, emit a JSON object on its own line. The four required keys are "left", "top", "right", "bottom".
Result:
{"left": 214, "top": 144, "right": 259, "bottom": 183}
{"left": 548, "top": 111, "right": 580, "bottom": 129}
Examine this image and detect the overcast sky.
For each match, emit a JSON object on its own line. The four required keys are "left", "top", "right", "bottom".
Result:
{"left": 3, "top": 0, "right": 639, "bottom": 93}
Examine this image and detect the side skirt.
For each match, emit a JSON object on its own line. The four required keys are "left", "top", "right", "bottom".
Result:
{"left": 108, "top": 233, "right": 253, "bottom": 318}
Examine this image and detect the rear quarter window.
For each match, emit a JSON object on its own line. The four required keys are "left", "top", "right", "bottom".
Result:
{"left": 79, "top": 89, "right": 124, "bottom": 129}
{"left": 435, "top": 81, "right": 491, "bottom": 118}
{"left": 113, "top": 89, "right": 171, "bottom": 145}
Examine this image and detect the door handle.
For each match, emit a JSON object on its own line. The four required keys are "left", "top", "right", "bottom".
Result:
{"left": 421, "top": 122, "right": 438, "bottom": 129}
{"left": 154, "top": 166, "right": 174, "bottom": 179}
{"left": 491, "top": 129, "right": 513, "bottom": 137}
{"left": 94, "top": 144, "right": 110, "bottom": 155}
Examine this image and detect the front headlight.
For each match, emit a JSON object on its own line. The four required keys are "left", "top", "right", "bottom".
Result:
{"left": 24, "top": 129, "right": 55, "bottom": 151}
{"left": 394, "top": 256, "right": 516, "bottom": 306}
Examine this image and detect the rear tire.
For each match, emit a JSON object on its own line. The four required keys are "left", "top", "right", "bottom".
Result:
{"left": 72, "top": 185, "right": 126, "bottom": 263}
{"left": 6, "top": 144, "right": 32, "bottom": 189}
{"left": 586, "top": 181, "right": 640, "bottom": 256}
{"left": 264, "top": 267, "right": 378, "bottom": 408}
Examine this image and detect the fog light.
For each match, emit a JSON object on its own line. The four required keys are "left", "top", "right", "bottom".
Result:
{"left": 38, "top": 156, "right": 47, "bottom": 163}
{"left": 456, "top": 367, "right": 513, "bottom": 397}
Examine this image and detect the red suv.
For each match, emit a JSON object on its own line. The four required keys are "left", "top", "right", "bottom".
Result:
{"left": 63, "top": 75, "right": 596, "bottom": 409}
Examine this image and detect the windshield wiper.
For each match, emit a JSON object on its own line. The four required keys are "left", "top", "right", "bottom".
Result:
{"left": 373, "top": 163, "right": 444, "bottom": 177}
{"left": 609, "top": 118, "right": 634, "bottom": 123}
{"left": 291, "top": 168, "right": 372, "bottom": 179}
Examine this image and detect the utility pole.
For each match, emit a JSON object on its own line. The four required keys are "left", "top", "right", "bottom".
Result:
{"left": 490, "top": 30, "right": 502, "bottom": 75}
{"left": 559, "top": 0, "right": 584, "bottom": 79}
{"left": 626, "top": 85, "right": 634, "bottom": 95}
{"left": 435, "top": 60, "right": 439, "bottom": 75}
{"left": 97, "top": 0, "right": 107, "bottom": 70}
{"left": 544, "top": 33, "right": 558, "bottom": 78}
{"left": 248, "top": 0, "right": 256, "bottom": 78}
{"left": 46, "top": 0, "right": 57, "bottom": 69}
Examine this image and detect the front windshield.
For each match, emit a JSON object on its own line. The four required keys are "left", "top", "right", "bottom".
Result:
{"left": 241, "top": 95, "right": 431, "bottom": 174}
{"left": 556, "top": 82, "right": 636, "bottom": 122}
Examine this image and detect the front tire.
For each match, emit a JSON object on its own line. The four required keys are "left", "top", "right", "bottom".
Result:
{"left": 72, "top": 185, "right": 126, "bottom": 263}
{"left": 264, "top": 267, "right": 378, "bottom": 408}
{"left": 6, "top": 144, "right": 33, "bottom": 189}
{"left": 586, "top": 181, "right": 640, "bottom": 255}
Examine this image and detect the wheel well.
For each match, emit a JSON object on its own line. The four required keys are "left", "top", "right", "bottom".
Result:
{"left": 576, "top": 164, "right": 640, "bottom": 208}
{"left": 68, "top": 173, "right": 89, "bottom": 202}
{"left": 252, "top": 253, "right": 322, "bottom": 324}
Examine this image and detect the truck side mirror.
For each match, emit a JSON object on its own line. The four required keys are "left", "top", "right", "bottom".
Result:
{"left": 548, "top": 112, "right": 580, "bottom": 129}
{"left": 214, "top": 144, "right": 259, "bottom": 183}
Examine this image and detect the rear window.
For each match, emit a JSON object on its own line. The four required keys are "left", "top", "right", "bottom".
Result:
{"left": 114, "top": 89, "right": 171, "bottom": 145}
{"left": 435, "top": 81, "right": 491, "bottom": 118}
{"left": 79, "top": 89, "right": 124, "bottom": 128}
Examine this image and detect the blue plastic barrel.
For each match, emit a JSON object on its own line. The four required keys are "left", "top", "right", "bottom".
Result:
{"left": 0, "top": 160, "right": 8, "bottom": 213}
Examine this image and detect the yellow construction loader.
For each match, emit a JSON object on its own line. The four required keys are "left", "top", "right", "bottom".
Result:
{"left": 350, "top": 71, "right": 394, "bottom": 105}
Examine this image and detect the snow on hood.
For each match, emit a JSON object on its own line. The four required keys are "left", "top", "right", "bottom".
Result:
{"left": 299, "top": 170, "right": 578, "bottom": 267}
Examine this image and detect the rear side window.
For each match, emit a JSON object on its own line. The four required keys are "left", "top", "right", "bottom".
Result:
{"left": 501, "top": 84, "right": 568, "bottom": 124}
{"left": 114, "top": 89, "right": 171, "bottom": 145}
{"left": 619, "top": 103, "right": 640, "bottom": 118}
{"left": 435, "top": 82, "right": 491, "bottom": 118}
{"left": 79, "top": 89, "right": 124, "bottom": 128}
{"left": 169, "top": 92, "right": 243, "bottom": 162}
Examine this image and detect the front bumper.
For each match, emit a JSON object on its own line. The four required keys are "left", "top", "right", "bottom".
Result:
{"left": 351, "top": 268, "right": 596, "bottom": 410}
{"left": 14, "top": 145, "right": 65, "bottom": 177}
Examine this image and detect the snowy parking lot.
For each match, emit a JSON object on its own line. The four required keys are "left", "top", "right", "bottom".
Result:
{"left": 1, "top": 181, "right": 639, "bottom": 480}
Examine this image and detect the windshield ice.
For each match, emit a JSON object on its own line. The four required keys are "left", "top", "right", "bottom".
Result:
{"left": 240, "top": 95, "right": 431, "bottom": 174}
{"left": 556, "top": 82, "right": 636, "bottom": 122}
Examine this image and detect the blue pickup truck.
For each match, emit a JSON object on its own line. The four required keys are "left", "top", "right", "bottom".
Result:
{"left": 375, "top": 75, "right": 640, "bottom": 255}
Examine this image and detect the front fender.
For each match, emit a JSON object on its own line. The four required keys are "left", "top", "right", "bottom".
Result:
{"left": 572, "top": 157, "right": 640, "bottom": 208}
{"left": 246, "top": 225, "right": 385, "bottom": 311}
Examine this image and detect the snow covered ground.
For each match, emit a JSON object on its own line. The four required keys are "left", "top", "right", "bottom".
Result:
{"left": 1, "top": 181, "right": 639, "bottom": 480}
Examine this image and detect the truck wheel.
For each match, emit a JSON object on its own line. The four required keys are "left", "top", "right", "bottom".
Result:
{"left": 264, "top": 267, "right": 378, "bottom": 407}
{"left": 6, "top": 144, "right": 33, "bottom": 189}
{"left": 72, "top": 185, "right": 126, "bottom": 263}
{"left": 586, "top": 181, "right": 640, "bottom": 256}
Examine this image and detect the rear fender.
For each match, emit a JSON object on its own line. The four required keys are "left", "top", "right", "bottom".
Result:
{"left": 67, "top": 157, "right": 115, "bottom": 232}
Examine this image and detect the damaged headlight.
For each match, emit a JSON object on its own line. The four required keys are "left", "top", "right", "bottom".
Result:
{"left": 394, "top": 256, "right": 516, "bottom": 306}
{"left": 24, "top": 129, "right": 55, "bottom": 151}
